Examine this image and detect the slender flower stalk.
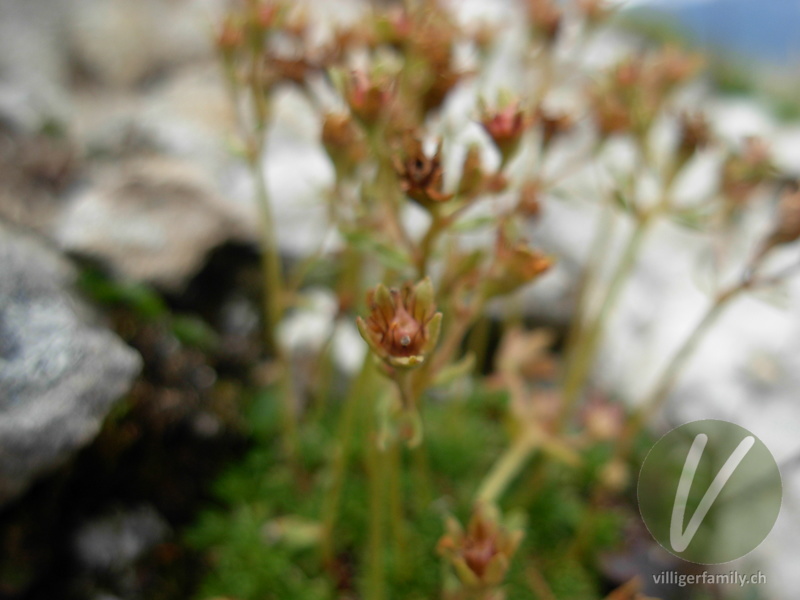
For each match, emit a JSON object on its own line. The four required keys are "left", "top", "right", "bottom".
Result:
{"left": 475, "top": 434, "right": 539, "bottom": 506}
{"left": 560, "top": 212, "right": 654, "bottom": 418}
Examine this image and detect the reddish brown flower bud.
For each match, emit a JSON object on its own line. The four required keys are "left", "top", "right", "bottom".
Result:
{"left": 480, "top": 100, "right": 533, "bottom": 167}
{"left": 437, "top": 507, "right": 523, "bottom": 589}
{"left": 536, "top": 106, "right": 574, "bottom": 151}
{"left": 517, "top": 181, "right": 542, "bottom": 218}
{"left": 589, "top": 89, "right": 631, "bottom": 137}
{"left": 253, "top": 2, "right": 279, "bottom": 30}
{"left": 421, "top": 66, "right": 466, "bottom": 115}
{"left": 650, "top": 46, "right": 704, "bottom": 91}
{"left": 677, "top": 112, "right": 711, "bottom": 158}
{"left": 375, "top": 6, "right": 413, "bottom": 47}
{"left": 356, "top": 279, "right": 442, "bottom": 369}
{"left": 344, "top": 71, "right": 393, "bottom": 126}
{"left": 613, "top": 57, "right": 644, "bottom": 90}
{"left": 578, "top": 0, "right": 615, "bottom": 25}
{"left": 393, "top": 137, "right": 453, "bottom": 209}
{"left": 765, "top": 184, "right": 800, "bottom": 248}
{"left": 263, "top": 55, "right": 317, "bottom": 87}
{"left": 485, "top": 231, "right": 553, "bottom": 297}
{"left": 458, "top": 145, "right": 488, "bottom": 199}
{"left": 282, "top": 6, "right": 309, "bottom": 38}
{"left": 321, "top": 112, "right": 365, "bottom": 179}
{"left": 721, "top": 137, "right": 775, "bottom": 206}
{"left": 525, "top": 0, "right": 563, "bottom": 43}
{"left": 216, "top": 17, "right": 244, "bottom": 58}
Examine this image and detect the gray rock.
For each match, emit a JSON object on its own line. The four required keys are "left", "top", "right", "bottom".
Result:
{"left": 0, "top": 222, "right": 141, "bottom": 506}
{"left": 0, "top": 0, "right": 72, "bottom": 129}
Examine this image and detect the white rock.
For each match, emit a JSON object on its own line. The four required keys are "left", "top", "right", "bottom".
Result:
{"left": 56, "top": 158, "right": 249, "bottom": 290}
{"left": 67, "top": 0, "right": 227, "bottom": 88}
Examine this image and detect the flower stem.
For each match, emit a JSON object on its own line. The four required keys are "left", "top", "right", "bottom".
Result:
{"left": 417, "top": 212, "right": 446, "bottom": 278}
{"left": 475, "top": 434, "right": 539, "bottom": 506}
{"left": 320, "top": 356, "right": 373, "bottom": 567}
{"left": 218, "top": 48, "right": 297, "bottom": 458}
{"left": 560, "top": 203, "right": 615, "bottom": 391}
{"left": 366, "top": 434, "right": 388, "bottom": 600}
{"left": 561, "top": 213, "right": 653, "bottom": 422}
{"left": 249, "top": 151, "right": 284, "bottom": 356}
{"left": 634, "top": 284, "right": 743, "bottom": 428}
{"left": 387, "top": 440, "right": 410, "bottom": 578}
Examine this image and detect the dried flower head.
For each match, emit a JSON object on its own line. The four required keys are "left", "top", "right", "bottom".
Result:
{"left": 479, "top": 99, "right": 533, "bottom": 167}
{"left": 721, "top": 137, "right": 775, "bottom": 205}
{"left": 356, "top": 278, "right": 442, "bottom": 369}
{"left": 393, "top": 136, "right": 453, "bottom": 208}
{"left": 485, "top": 231, "right": 553, "bottom": 297}
{"left": 437, "top": 507, "right": 523, "bottom": 589}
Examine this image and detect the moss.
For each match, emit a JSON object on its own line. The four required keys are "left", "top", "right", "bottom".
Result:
{"left": 186, "top": 383, "right": 632, "bottom": 599}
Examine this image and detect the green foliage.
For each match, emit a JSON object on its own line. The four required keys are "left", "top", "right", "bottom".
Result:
{"left": 78, "top": 267, "right": 219, "bottom": 350}
{"left": 79, "top": 267, "right": 168, "bottom": 320}
{"left": 187, "top": 385, "right": 626, "bottom": 600}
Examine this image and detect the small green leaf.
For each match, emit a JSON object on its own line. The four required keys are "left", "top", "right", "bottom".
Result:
{"left": 171, "top": 315, "right": 220, "bottom": 350}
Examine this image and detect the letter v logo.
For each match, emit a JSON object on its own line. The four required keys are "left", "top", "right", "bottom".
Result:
{"left": 669, "top": 433, "right": 755, "bottom": 553}
{"left": 639, "top": 420, "right": 781, "bottom": 563}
